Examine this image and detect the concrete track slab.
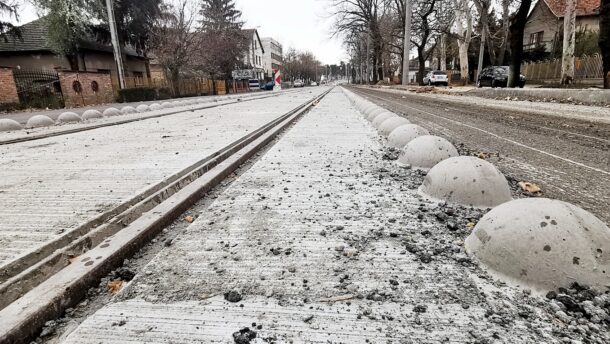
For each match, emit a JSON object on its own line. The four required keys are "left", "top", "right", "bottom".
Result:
{"left": 0, "top": 89, "right": 325, "bottom": 272}
{"left": 61, "top": 89, "right": 581, "bottom": 343}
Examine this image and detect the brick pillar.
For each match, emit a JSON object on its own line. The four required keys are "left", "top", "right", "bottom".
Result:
{"left": 59, "top": 71, "right": 115, "bottom": 108}
{"left": 0, "top": 67, "right": 19, "bottom": 104}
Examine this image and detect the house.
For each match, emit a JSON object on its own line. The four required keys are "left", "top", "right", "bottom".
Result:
{"left": 0, "top": 18, "right": 149, "bottom": 82}
{"left": 240, "top": 29, "right": 265, "bottom": 80}
{"left": 523, "top": 0, "right": 600, "bottom": 53}
{"left": 261, "top": 37, "right": 283, "bottom": 80}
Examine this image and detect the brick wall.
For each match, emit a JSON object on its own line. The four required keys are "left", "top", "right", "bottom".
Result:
{"left": 0, "top": 67, "right": 19, "bottom": 104}
{"left": 58, "top": 71, "right": 114, "bottom": 108}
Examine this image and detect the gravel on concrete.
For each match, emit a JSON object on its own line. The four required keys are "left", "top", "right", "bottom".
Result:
{"left": 60, "top": 88, "right": 610, "bottom": 343}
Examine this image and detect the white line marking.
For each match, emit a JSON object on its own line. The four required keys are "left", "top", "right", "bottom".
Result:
{"left": 362, "top": 91, "right": 610, "bottom": 176}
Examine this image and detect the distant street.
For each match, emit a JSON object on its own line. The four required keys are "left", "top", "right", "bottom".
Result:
{"left": 352, "top": 86, "right": 610, "bottom": 223}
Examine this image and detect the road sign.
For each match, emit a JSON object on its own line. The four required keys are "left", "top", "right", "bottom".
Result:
{"left": 274, "top": 69, "right": 281, "bottom": 91}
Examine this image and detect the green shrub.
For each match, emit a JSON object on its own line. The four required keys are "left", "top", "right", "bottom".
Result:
{"left": 0, "top": 102, "right": 25, "bottom": 113}
{"left": 118, "top": 87, "right": 157, "bottom": 102}
{"left": 156, "top": 87, "right": 172, "bottom": 100}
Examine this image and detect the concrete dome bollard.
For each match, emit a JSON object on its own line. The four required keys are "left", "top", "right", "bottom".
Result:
{"left": 387, "top": 124, "right": 429, "bottom": 149}
{"left": 378, "top": 117, "right": 411, "bottom": 136}
{"left": 372, "top": 113, "right": 396, "bottom": 128}
{"left": 398, "top": 135, "right": 458, "bottom": 169}
{"left": 103, "top": 108, "right": 121, "bottom": 117}
{"left": 465, "top": 198, "right": 610, "bottom": 291}
{"left": 419, "top": 156, "right": 512, "bottom": 208}
{"left": 149, "top": 103, "right": 163, "bottom": 111}
{"left": 363, "top": 105, "right": 382, "bottom": 116}
{"left": 0, "top": 119, "right": 23, "bottom": 132}
{"left": 25, "top": 115, "right": 55, "bottom": 128}
{"left": 161, "top": 102, "right": 173, "bottom": 109}
{"left": 362, "top": 104, "right": 377, "bottom": 115}
{"left": 81, "top": 109, "right": 103, "bottom": 120}
{"left": 121, "top": 106, "right": 136, "bottom": 114}
{"left": 136, "top": 104, "right": 150, "bottom": 113}
{"left": 57, "top": 112, "right": 82, "bottom": 124}
{"left": 366, "top": 107, "right": 388, "bottom": 121}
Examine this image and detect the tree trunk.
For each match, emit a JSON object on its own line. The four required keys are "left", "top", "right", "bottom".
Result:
{"left": 507, "top": 0, "right": 532, "bottom": 87}
{"left": 440, "top": 34, "right": 447, "bottom": 71}
{"left": 477, "top": 3, "right": 489, "bottom": 80}
{"left": 417, "top": 47, "right": 425, "bottom": 85}
{"left": 561, "top": 0, "right": 577, "bottom": 85}
{"left": 458, "top": 40, "right": 469, "bottom": 84}
{"left": 498, "top": 0, "right": 510, "bottom": 65}
{"left": 600, "top": 0, "right": 610, "bottom": 88}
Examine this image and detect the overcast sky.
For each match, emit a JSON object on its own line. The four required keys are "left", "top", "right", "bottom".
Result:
{"left": 2, "top": 0, "right": 347, "bottom": 65}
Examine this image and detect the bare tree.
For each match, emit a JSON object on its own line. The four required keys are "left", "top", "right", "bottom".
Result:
{"left": 150, "top": 0, "right": 198, "bottom": 96}
{"left": 473, "top": 0, "right": 491, "bottom": 79}
{"left": 0, "top": 0, "right": 20, "bottom": 40}
{"left": 601, "top": 0, "right": 610, "bottom": 89}
{"left": 195, "top": 0, "right": 247, "bottom": 92}
{"left": 411, "top": 0, "right": 439, "bottom": 85}
{"left": 330, "top": 0, "right": 385, "bottom": 82}
{"left": 452, "top": 0, "right": 472, "bottom": 84}
{"left": 497, "top": 0, "right": 510, "bottom": 65}
{"left": 561, "top": 0, "right": 577, "bottom": 85}
{"left": 507, "top": 0, "right": 532, "bottom": 87}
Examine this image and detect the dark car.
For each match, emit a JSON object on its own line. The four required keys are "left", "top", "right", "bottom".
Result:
{"left": 477, "top": 66, "right": 526, "bottom": 88}
{"left": 264, "top": 81, "right": 275, "bottom": 90}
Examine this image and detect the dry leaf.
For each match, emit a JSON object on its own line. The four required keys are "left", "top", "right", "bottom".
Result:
{"left": 107, "top": 279, "right": 124, "bottom": 295}
{"left": 466, "top": 222, "right": 475, "bottom": 229}
{"left": 68, "top": 255, "right": 79, "bottom": 264}
{"left": 518, "top": 182, "right": 541, "bottom": 194}
{"left": 477, "top": 152, "right": 489, "bottom": 160}
{"left": 184, "top": 215, "right": 194, "bottom": 223}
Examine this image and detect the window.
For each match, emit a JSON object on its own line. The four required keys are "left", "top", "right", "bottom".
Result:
{"left": 529, "top": 31, "right": 544, "bottom": 45}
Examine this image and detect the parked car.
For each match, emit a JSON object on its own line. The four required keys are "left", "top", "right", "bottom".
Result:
{"left": 248, "top": 79, "right": 260, "bottom": 89}
{"left": 264, "top": 81, "right": 275, "bottom": 90}
{"left": 423, "top": 70, "right": 449, "bottom": 86}
{"left": 310, "top": 81, "right": 318, "bottom": 86}
{"left": 477, "top": 66, "right": 526, "bottom": 88}
{"left": 293, "top": 80, "right": 304, "bottom": 88}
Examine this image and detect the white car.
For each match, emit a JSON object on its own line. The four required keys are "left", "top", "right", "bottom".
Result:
{"left": 423, "top": 71, "right": 449, "bottom": 86}
{"left": 293, "top": 80, "right": 304, "bottom": 88}
{"left": 310, "top": 81, "right": 318, "bottom": 86}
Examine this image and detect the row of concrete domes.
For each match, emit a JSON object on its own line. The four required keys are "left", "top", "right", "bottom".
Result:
{"left": 0, "top": 96, "right": 247, "bottom": 133}
{"left": 342, "top": 88, "right": 610, "bottom": 293}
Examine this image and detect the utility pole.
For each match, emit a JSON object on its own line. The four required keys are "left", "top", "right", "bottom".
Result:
{"left": 402, "top": 0, "right": 412, "bottom": 85}
{"left": 366, "top": 30, "right": 371, "bottom": 84}
{"left": 106, "top": 0, "right": 126, "bottom": 89}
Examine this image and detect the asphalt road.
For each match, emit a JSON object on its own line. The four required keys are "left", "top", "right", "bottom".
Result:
{"left": 352, "top": 87, "right": 610, "bottom": 223}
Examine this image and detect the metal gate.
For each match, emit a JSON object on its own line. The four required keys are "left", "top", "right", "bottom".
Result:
{"left": 13, "top": 68, "right": 64, "bottom": 109}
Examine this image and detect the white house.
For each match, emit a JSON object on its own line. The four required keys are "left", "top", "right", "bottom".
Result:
{"left": 261, "top": 37, "right": 283, "bottom": 80}
{"left": 241, "top": 29, "right": 265, "bottom": 80}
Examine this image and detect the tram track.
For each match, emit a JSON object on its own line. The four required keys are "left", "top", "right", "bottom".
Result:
{"left": 0, "top": 87, "right": 332, "bottom": 344}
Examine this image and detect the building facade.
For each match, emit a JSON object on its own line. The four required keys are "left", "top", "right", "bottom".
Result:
{"left": 240, "top": 29, "right": 265, "bottom": 80}
{"left": 0, "top": 18, "right": 148, "bottom": 81}
{"left": 261, "top": 37, "right": 283, "bottom": 80}
{"left": 523, "top": 0, "right": 600, "bottom": 53}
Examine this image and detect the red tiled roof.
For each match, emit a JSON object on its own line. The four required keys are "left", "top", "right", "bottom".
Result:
{"left": 543, "top": 0, "right": 600, "bottom": 17}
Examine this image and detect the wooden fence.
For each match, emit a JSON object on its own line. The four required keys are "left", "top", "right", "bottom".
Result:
{"left": 110, "top": 76, "right": 233, "bottom": 97}
{"left": 521, "top": 54, "right": 603, "bottom": 83}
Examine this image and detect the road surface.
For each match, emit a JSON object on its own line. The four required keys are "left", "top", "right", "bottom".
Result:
{"left": 351, "top": 86, "right": 610, "bottom": 224}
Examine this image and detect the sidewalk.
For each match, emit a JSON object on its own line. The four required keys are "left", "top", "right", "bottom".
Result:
{"left": 61, "top": 88, "right": 573, "bottom": 343}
